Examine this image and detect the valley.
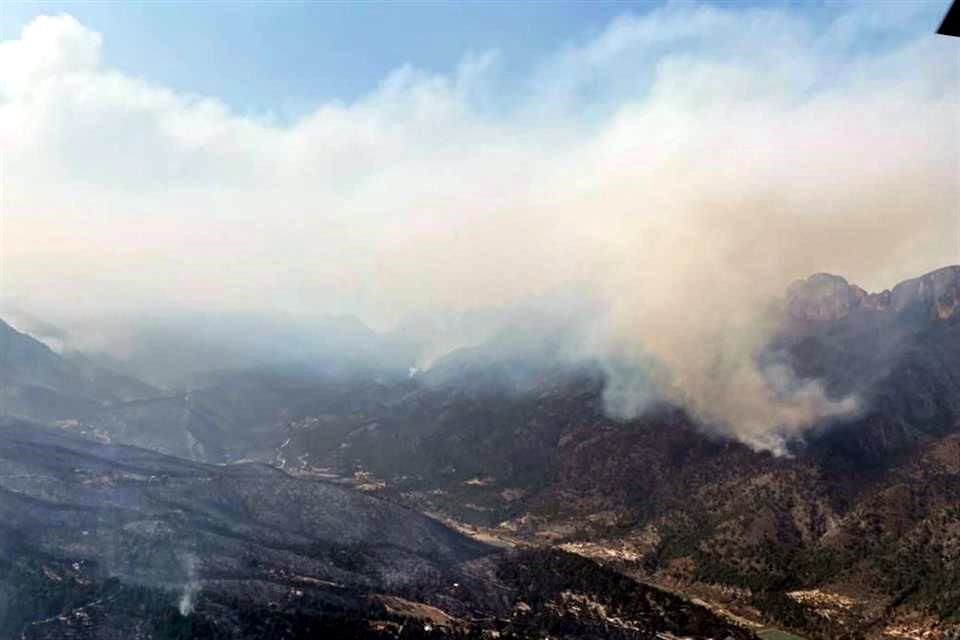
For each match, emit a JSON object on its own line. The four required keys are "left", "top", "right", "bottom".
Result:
{"left": 2, "top": 265, "right": 959, "bottom": 639}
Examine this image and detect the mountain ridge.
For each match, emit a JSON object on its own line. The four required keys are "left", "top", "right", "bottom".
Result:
{"left": 2, "top": 264, "right": 959, "bottom": 638}
{"left": 785, "top": 265, "right": 959, "bottom": 325}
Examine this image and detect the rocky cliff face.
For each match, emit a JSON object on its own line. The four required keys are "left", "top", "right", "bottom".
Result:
{"left": 786, "top": 273, "right": 884, "bottom": 323}
{"left": 786, "top": 265, "right": 959, "bottom": 325}
{"left": 890, "top": 264, "right": 960, "bottom": 320}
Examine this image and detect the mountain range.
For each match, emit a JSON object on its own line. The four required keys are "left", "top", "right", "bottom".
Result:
{"left": 1, "top": 265, "right": 958, "bottom": 639}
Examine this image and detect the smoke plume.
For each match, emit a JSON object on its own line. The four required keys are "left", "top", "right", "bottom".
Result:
{"left": 178, "top": 553, "right": 200, "bottom": 616}
{"left": 1, "top": 4, "right": 957, "bottom": 450}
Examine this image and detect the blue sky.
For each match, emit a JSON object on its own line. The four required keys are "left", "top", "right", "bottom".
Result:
{"left": 1, "top": 1, "right": 650, "bottom": 117}
{"left": 6, "top": 1, "right": 947, "bottom": 119}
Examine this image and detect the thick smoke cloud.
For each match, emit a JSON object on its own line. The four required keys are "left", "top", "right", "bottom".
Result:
{"left": 1, "top": 5, "right": 957, "bottom": 451}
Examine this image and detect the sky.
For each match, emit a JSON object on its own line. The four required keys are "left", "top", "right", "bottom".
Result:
{"left": 2, "top": 2, "right": 947, "bottom": 117}
{"left": 0, "top": 4, "right": 787, "bottom": 113}
{"left": 0, "top": 2, "right": 704, "bottom": 119}
{"left": 1, "top": 1, "right": 958, "bottom": 450}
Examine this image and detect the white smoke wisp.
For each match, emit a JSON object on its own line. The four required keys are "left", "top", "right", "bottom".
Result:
{"left": 1, "top": 4, "right": 957, "bottom": 451}
{"left": 178, "top": 553, "right": 200, "bottom": 616}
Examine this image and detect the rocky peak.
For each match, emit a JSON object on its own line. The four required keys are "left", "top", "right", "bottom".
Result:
{"left": 786, "top": 265, "right": 958, "bottom": 325}
{"left": 786, "top": 273, "right": 874, "bottom": 323}
{"left": 889, "top": 264, "right": 960, "bottom": 320}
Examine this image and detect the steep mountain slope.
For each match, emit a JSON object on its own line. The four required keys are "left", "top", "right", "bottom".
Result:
{"left": 4, "top": 265, "right": 957, "bottom": 637}
{"left": 0, "top": 318, "right": 232, "bottom": 461}
{"left": 262, "top": 266, "right": 960, "bottom": 638}
{"left": 0, "top": 319, "right": 157, "bottom": 423}
{"left": 782, "top": 265, "right": 960, "bottom": 469}
{"left": 0, "top": 419, "right": 752, "bottom": 640}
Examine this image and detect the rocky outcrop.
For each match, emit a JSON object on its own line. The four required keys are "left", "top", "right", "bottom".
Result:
{"left": 786, "top": 265, "right": 959, "bottom": 325}
{"left": 890, "top": 264, "right": 960, "bottom": 320}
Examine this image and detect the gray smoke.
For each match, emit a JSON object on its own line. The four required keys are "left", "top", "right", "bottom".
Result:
{"left": 1, "top": 4, "right": 957, "bottom": 451}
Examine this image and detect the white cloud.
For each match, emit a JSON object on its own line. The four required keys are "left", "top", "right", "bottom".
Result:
{"left": 0, "top": 14, "right": 101, "bottom": 93}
